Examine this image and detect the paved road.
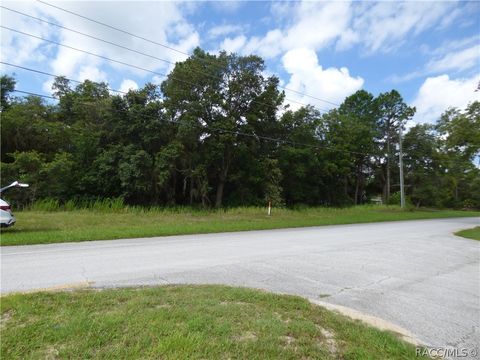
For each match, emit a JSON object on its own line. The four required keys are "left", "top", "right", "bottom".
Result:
{"left": 1, "top": 217, "right": 479, "bottom": 353}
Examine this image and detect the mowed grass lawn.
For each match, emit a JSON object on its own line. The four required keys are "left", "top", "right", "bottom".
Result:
{"left": 0, "top": 285, "right": 429, "bottom": 360}
{"left": 455, "top": 226, "right": 480, "bottom": 240}
{"left": 1, "top": 205, "right": 478, "bottom": 246}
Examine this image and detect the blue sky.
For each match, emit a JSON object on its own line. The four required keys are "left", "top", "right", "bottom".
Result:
{"left": 1, "top": 1, "right": 479, "bottom": 124}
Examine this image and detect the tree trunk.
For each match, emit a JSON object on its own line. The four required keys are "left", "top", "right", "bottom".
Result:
{"left": 189, "top": 176, "right": 194, "bottom": 205}
{"left": 215, "top": 148, "right": 231, "bottom": 208}
{"left": 354, "top": 162, "right": 362, "bottom": 205}
{"left": 151, "top": 157, "right": 159, "bottom": 204}
{"left": 215, "top": 179, "right": 225, "bottom": 208}
{"left": 344, "top": 175, "right": 349, "bottom": 198}
{"left": 454, "top": 180, "right": 459, "bottom": 202}
{"left": 169, "top": 171, "right": 177, "bottom": 205}
{"left": 354, "top": 175, "right": 360, "bottom": 205}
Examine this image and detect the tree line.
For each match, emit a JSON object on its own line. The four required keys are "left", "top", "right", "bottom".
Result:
{"left": 1, "top": 48, "right": 479, "bottom": 209}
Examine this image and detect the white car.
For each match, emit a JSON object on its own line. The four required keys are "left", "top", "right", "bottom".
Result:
{"left": 0, "top": 181, "right": 29, "bottom": 228}
{"left": 0, "top": 198, "right": 16, "bottom": 227}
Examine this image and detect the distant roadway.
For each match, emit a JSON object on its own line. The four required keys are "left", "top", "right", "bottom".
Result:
{"left": 1, "top": 217, "right": 479, "bottom": 352}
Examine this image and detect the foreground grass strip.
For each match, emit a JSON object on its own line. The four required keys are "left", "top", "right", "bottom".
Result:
{"left": 0, "top": 285, "right": 428, "bottom": 360}
{"left": 1, "top": 205, "right": 478, "bottom": 246}
{"left": 455, "top": 227, "right": 480, "bottom": 241}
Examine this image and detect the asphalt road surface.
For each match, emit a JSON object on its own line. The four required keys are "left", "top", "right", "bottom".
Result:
{"left": 2, "top": 217, "right": 479, "bottom": 354}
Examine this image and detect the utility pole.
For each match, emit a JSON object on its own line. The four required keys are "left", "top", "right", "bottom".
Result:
{"left": 399, "top": 125, "right": 405, "bottom": 208}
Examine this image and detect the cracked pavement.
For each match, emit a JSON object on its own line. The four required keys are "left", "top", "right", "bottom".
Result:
{"left": 1, "top": 217, "right": 479, "bottom": 355}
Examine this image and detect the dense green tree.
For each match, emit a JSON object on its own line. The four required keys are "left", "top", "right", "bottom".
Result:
{"left": 435, "top": 101, "right": 480, "bottom": 207}
{"left": 374, "top": 90, "right": 416, "bottom": 202}
{"left": 1, "top": 75, "right": 16, "bottom": 112}
{"left": 1, "top": 96, "right": 70, "bottom": 162}
{"left": 161, "top": 48, "right": 283, "bottom": 207}
{"left": 437, "top": 101, "right": 480, "bottom": 161}
{"left": 336, "top": 90, "right": 377, "bottom": 204}
{"left": 403, "top": 124, "right": 441, "bottom": 207}
{"left": 1, "top": 49, "right": 478, "bottom": 210}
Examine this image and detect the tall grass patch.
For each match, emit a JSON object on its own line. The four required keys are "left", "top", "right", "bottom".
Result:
{"left": 1, "top": 205, "right": 478, "bottom": 246}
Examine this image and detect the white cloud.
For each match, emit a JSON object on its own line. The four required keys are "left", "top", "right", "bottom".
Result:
{"left": 220, "top": 35, "right": 247, "bottom": 54}
{"left": 438, "top": 7, "right": 463, "bottom": 29}
{"left": 239, "top": 2, "right": 351, "bottom": 59}
{"left": 220, "top": 1, "right": 457, "bottom": 59}
{"left": 352, "top": 2, "right": 456, "bottom": 53}
{"left": 119, "top": 79, "right": 139, "bottom": 93}
{"left": 78, "top": 66, "right": 108, "bottom": 83}
{"left": 389, "top": 37, "right": 479, "bottom": 83}
{"left": 269, "top": 2, "right": 295, "bottom": 21}
{"left": 0, "top": 3, "right": 53, "bottom": 64}
{"left": 282, "top": 2, "right": 351, "bottom": 52}
{"left": 41, "top": 78, "right": 54, "bottom": 94}
{"left": 412, "top": 74, "right": 480, "bottom": 123}
{"left": 1, "top": 1, "right": 199, "bottom": 84}
{"left": 425, "top": 35, "right": 478, "bottom": 58}
{"left": 388, "top": 71, "right": 423, "bottom": 84}
{"left": 426, "top": 44, "right": 479, "bottom": 74}
{"left": 208, "top": 25, "right": 243, "bottom": 39}
{"left": 243, "top": 29, "right": 284, "bottom": 59}
{"left": 282, "top": 48, "right": 364, "bottom": 110}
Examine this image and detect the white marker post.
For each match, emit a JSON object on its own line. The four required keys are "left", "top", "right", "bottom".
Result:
{"left": 268, "top": 201, "right": 271, "bottom": 216}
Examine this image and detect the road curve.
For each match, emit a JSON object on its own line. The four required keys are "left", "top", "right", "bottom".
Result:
{"left": 1, "top": 217, "right": 479, "bottom": 352}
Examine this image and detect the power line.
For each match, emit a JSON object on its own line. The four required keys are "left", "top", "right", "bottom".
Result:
{"left": 14, "top": 89, "right": 58, "bottom": 100}
{"left": 11, "top": 89, "right": 370, "bottom": 157}
{"left": 1, "top": 62, "right": 128, "bottom": 94}
{"left": 2, "top": 6, "right": 330, "bottom": 113}
{"left": 2, "top": 25, "right": 327, "bottom": 114}
{"left": 1, "top": 6, "right": 173, "bottom": 67}
{"left": 36, "top": 0, "right": 188, "bottom": 58}
{"left": 36, "top": 0, "right": 340, "bottom": 107}
{"left": 2, "top": 26, "right": 171, "bottom": 79}
{"left": 2, "top": 62, "right": 218, "bottom": 100}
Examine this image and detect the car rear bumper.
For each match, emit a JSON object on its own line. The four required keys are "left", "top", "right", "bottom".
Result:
{"left": 0, "top": 214, "right": 16, "bottom": 227}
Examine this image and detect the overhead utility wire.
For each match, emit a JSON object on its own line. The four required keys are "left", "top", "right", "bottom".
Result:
{"left": 36, "top": 0, "right": 187, "bottom": 58}
{"left": 11, "top": 89, "right": 370, "bottom": 157}
{"left": 2, "top": 26, "right": 325, "bottom": 114}
{"left": 1, "top": 62, "right": 128, "bottom": 94}
{"left": 2, "top": 7, "right": 329, "bottom": 112}
{"left": 1, "top": 6, "right": 172, "bottom": 67}
{"left": 2, "top": 26, "right": 171, "bottom": 80}
{"left": 36, "top": 0, "right": 340, "bottom": 107}
{"left": 2, "top": 62, "right": 228, "bottom": 99}
{"left": 2, "top": 64, "right": 324, "bottom": 124}
{"left": 14, "top": 89, "right": 58, "bottom": 100}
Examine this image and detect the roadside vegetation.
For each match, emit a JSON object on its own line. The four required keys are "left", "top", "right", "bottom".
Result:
{"left": 455, "top": 227, "right": 480, "bottom": 241}
{"left": 1, "top": 285, "right": 429, "bottom": 359}
{"left": 2, "top": 63, "right": 479, "bottom": 212}
{"left": 1, "top": 204, "right": 478, "bottom": 246}
{"left": 1, "top": 53, "right": 478, "bottom": 246}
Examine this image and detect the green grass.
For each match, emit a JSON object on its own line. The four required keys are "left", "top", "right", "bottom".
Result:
{"left": 455, "top": 227, "right": 480, "bottom": 240}
{"left": 0, "top": 285, "right": 429, "bottom": 359}
{"left": 1, "top": 205, "right": 478, "bottom": 246}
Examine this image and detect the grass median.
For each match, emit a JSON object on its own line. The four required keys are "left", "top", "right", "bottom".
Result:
{"left": 0, "top": 285, "right": 429, "bottom": 359}
{"left": 1, "top": 205, "right": 478, "bottom": 246}
{"left": 455, "top": 226, "right": 480, "bottom": 240}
